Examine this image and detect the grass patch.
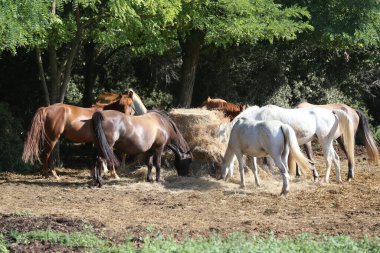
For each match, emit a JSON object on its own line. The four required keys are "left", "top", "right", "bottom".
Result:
{"left": 3, "top": 230, "right": 380, "bottom": 252}
{"left": 11, "top": 210, "right": 33, "bottom": 217}
{"left": 0, "top": 234, "right": 9, "bottom": 253}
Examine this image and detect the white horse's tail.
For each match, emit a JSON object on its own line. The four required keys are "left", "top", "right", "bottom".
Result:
{"left": 216, "top": 122, "right": 232, "bottom": 143}
{"left": 221, "top": 144, "right": 236, "bottom": 180}
{"left": 332, "top": 109, "right": 355, "bottom": 169}
{"left": 281, "top": 124, "right": 313, "bottom": 176}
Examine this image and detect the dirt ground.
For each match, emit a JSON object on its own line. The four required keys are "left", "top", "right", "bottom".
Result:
{"left": 1, "top": 150, "right": 380, "bottom": 246}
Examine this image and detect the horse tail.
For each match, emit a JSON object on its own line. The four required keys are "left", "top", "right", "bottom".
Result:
{"left": 222, "top": 143, "right": 236, "bottom": 180}
{"left": 152, "top": 110, "right": 191, "bottom": 154}
{"left": 281, "top": 124, "right": 312, "bottom": 176}
{"left": 356, "top": 109, "right": 379, "bottom": 164}
{"left": 22, "top": 107, "right": 47, "bottom": 164}
{"left": 92, "top": 112, "right": 119, "bottom": 167}
{"left": 332, "top": 109, "right": 355, "bottom": 168}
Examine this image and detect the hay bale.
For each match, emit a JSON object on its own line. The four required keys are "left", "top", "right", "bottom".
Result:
{"left": 169, "top": 108, "right": 231, "bottom": 177}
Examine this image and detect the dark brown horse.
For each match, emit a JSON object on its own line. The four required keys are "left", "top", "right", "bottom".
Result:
{"left": 22, "top": 93, "right": 135, "bottom": 179}
{"left": 92, "top": 110, "right": 193, "bottom": 187}
{"left": 200, "top": 97, "right": 247, "bottom": 121}
{"left": 295, "top": 102, "right": 379, "bottom": 180}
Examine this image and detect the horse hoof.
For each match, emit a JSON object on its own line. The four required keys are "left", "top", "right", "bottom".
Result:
{"left": 147, "top": 177, "right": 154, "bottom": 183}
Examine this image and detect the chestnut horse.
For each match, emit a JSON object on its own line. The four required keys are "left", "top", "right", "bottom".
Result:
{"left": 92, "top": 110, "right": 193, "bottom": 187}
{"left": 295, "top": 102, "right": 379, "bottom": 180}
{"left": 200, "top": 97, "right": 247, "bottom": 121}
{"left": 22, "top": 92, "right": 135, "bottom": 179}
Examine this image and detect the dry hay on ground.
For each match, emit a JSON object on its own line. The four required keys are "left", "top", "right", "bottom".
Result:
{"left": 169, "top": 108, "right": 230, "bottom": 176}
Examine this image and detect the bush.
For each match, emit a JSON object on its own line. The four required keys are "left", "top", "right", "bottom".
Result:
{"left": 375, "top": 126, "right": 380, "bottom": 143}
{"left": 0, "top": 102, "right": 32, "bottom": 171}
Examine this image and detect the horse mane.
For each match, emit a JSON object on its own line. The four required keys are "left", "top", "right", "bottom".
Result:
{"left": 149, "top": 110, "right": 191, "bottom": 154}
{"left": 128, "top": 89, "right": 148, "bottom": 115}
{"left": 96, "top": 92, "right": 122, "bottom": 103}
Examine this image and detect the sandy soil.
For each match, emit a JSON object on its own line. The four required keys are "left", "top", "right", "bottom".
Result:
{"left": 1, "top": 152, "right": 379, "bottom": 243}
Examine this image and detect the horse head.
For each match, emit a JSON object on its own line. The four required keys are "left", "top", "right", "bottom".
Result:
{"left": 169, "top": 144, "right": 193, "bottom": 176}
{"left": 119, "top": 93, "right": 135, "bottom": 115}
{"left": 240, "top": 103, "right": 248, "bottom": 111}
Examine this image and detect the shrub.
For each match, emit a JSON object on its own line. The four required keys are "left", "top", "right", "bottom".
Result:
{"left": 0, "top": 102, "right": 32, "bottom": 171}
{"left": 375, "top": 126, "right": 380, "bottom": 143}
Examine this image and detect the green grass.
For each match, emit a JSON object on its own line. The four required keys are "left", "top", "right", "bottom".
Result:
{"left": 0, "top": 234, "right": 9, "bottom": 253}
{"left": 3, "top": 230, "right": 380, "bottom": 253}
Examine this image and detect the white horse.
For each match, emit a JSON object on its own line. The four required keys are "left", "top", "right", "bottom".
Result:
{"left": 128, "top": 88, "right": 148, "bottom": 115}
{"left": 222, "top": 118, "right": 313, "bottom": 195}
{"left": 218, "top": 105, "right": 355, "bottom": 183}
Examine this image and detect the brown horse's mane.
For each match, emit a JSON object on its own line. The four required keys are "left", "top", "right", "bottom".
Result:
{"left": 91, "top": 94, "right": 133, "bottom": 113}
{"left": 149, "top": 110, "right": 191, "bottom": 154}
{"left": 96, "top": 92, "right": 122, "bottom": 104}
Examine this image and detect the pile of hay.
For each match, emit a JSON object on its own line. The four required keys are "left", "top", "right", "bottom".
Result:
{"left": 169, "top": 108, "right": 230, "bottom": 176}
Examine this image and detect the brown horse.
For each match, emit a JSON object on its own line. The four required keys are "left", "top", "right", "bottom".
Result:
{"left": 295, "top": 102, "right": 379, "bottom": 180}
{"left": 22, "top": 93, "right": 135, "bottom": 179}
{"left": 92, "top": 110, "right": 193, "bottom": 187}
{"left": 200, "top": 97, "right": 247, "bottom": 121}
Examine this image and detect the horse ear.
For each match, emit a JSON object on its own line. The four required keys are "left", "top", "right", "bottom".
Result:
{"left": 128, "top": 90, "right": 134, "bottom": 98}
{"left": 207, "top": 97, "right": 211, "bottom": 101}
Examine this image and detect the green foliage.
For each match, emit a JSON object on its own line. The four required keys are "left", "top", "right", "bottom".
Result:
{"left": 0, "top": 103, "right": 31, "bottom": 172}
{"left": 375, "top": 126, "right": 380, "bottom": 143}
{"left": 4, "top": 230, "right": 380, "bottom": 252}
{"left": 10, "top": 230, "right": 108, "bottom": 248}
{"left": 176, "top": 0, "right": 313, "bottom": 47}
{"left": 0, "top": 234, "right": 9, "bottom": 253}
{"left": 0, "top": 0, "right": 49, "bottom": 53}
{"left": 140, "top": 89, "right": 173, "bottom": 110}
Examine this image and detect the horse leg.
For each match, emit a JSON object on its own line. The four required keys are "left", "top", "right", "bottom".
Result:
{"left": 322, "top": 144, "right": 334, "bottom": 183}
{"left": 267, "top": 156, "right": 275, "bottom": 175}
{"left": 111, "top": 153, "right": 126, "bottom": 180}
{"left": 146, "top": 155, "right": 154, "bottom": 182}
{"left": 261, "top": 157, "right": 273, "bottom": 175}
{"left": 301, "top": 142, "right": 319, "bottom": 181}
{"left": 237, "top": 154, "right": 246, "bottom": 188}
{"left": 273, "top": 157, "right": 290, "bottom": 196}
{"left": 94, "top": 156, "right": 103, "bottom": 187}
{"left": 42, "top": 140, "right": 60, "bottom": 180}
{"left": 110, "top": 164, "right": 120, "bottom": 180}
{"left": 331, "top": 148, "right": 342, "bottom": 183}
{"left": 251, "top": 157, "right": 260, "bottom": 187}
{"left": 337, "top": 136, "right": 353, "bottom": 181}
{"left": 153, "top": 148, "right": 164, "bottom": 182}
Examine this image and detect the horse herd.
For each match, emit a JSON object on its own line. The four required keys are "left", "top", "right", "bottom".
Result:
{"left": 22, "top": 92, "right": 379, "bottom": 195}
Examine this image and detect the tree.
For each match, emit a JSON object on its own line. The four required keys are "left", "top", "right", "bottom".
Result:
{"left": 1, "top": 0, "right": 181, "bottom": 105}
{"left": 171, "top": 0, "right": 313, "bottom": 107}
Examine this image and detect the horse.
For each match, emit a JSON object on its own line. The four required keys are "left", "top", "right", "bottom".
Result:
{"left": 22, "top": 92, "right": 135, "bottom": 180}
{"left": 295, "top": 102, "right": 379, "bottom": 176}
{"left": 222, "top": 117, "right": 313, "bottom": 195}
{"left": 218, "top": 105, "right": 355, "bottom": 183}
{"left": 91, "top": 110, "right": 193, "bottom": 187}
{"left": 200, "top": 97, "right": 247, "bottom": 121}
{"left": 97, "top": 89, "right": 149, "bottom": 175}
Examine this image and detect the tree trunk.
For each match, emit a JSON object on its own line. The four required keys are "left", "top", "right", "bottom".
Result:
{"left": 82, "top": 42, "right": 97, "bottom": 107}
{"left": 48, "top": 45, "right": 59, "bottom": 104}
{"left": 177, "top": 30, "right": 205, "bottom": 108}
{"left": 36, "top": 48, "right": 50, "bottom": 106}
